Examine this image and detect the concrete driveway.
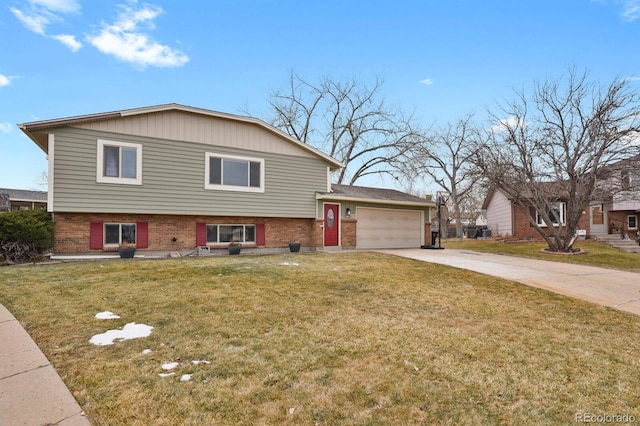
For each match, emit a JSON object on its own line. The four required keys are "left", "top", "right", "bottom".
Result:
{"left": 379, "top": 248, "right": 640, "bottom": 316}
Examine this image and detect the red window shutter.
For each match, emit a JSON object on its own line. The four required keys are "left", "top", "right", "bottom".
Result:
{"left": 89, "top": 221, "right": 103, "bottom": 249}
{"left": 136, "top": 221, "right": 148, "bottom": 248}
{"left": 256, "top": 223, "right": 265, "bottom": 245}
{"left": 196, "top": 222, "right": 206, "bottom": 246}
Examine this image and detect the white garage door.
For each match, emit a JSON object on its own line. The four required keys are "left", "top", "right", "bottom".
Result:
{"left": 356, "top": 207, "right": 423, "bottom": 249}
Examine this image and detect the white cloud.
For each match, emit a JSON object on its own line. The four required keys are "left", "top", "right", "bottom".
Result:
{"left": 597, "top": 0, "right": 640, "bottom": 22}
{"left": 10, "top": 0, "right": 81, "bottom": 51}
{"left": 621, "top": 0, "right": 640, "bottom": 21}
{"left": 420, "top": 78, "right": 434, "bottom": 86}
{"left": 87, "top": 2, "right": 189, "bottom": 69}
{"left": 10, "top": 6, "right": 50, "bottom": 35}
{"left": 0, "top": 123, "right": 13, "bottom": 133}
{"left": 29, "top": 0, "right": 80, "bottom": 13}
{"left": 0, "top": 74, "right": 12, "bottom": 87}
{"left": 491, "top": 116, "right": 525, "bottom": 132}
{"left": 52, "top": 34, "right": 82, "bottom": 51}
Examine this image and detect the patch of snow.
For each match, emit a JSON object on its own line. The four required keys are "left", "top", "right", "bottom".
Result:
{"left": 180, "top": 374, "right": 192, "bottom": 382}
{"left": 89, "top": 322, "right": 153, "bottom": 346}
{"left": 95, "top": 311, "right": 121, "bottom": 319}
{"left": 142, "top": 349, "right": 153, "bottom": 354}
{"left": 159, "top": 373, "right": 175, "bottom": 378}
{"left": 280, "top": 262, "right": 299, "bottom": 266}
{"left": 162, "top": 362, "right": 179, "bottom": 370}
{"left": 192, "top": 359, "right": 210, "bottom": 365}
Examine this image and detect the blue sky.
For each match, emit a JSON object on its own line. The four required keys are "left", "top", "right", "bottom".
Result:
{"left": 1, "top": 0, "right": 640, "bottom": 191}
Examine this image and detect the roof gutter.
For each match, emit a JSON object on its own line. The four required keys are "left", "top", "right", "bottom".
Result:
{"left": 316, "top": 193, "right": 436, "bottom": 208}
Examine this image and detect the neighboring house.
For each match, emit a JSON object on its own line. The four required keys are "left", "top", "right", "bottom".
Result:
{"left": 0, "top": 188, "right": 48, "bottom": 212}
{"left": 482, "top": 187, "right": 590, "bottom": 239}
{"left": 18, "top": 104, "right": 434, "bottom": 254}
{"left": 590, "top": 155, "right": 640, "bottom": 237}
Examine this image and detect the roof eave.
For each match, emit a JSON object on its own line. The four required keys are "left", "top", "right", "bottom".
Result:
{"left": 317, "top": 193, "right": 436, "bottom": 208}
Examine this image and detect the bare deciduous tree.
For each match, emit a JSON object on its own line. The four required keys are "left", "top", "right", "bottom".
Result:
{"left": 266, "top": 72, "right": 421, "bottom": 184}
{"left": 402, "top": 115, "right": 481, "bottom": 238}
{"left": 475, "top": 68, "right": 640, "bottom": 252}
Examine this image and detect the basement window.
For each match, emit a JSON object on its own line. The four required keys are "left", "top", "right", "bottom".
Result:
{"left": 104, "top": 223, "right": 136, "bottom": 246}
{"left": 206, "top": 224, "right": 256, "bottom": 244}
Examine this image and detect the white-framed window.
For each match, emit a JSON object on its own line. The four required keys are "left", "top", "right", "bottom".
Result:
{"left": 104, "top": 223, "right": 136, "bottom": 246}
{"left": 536, "top": 202, "right": 566, "bottom": 227}
{"left": 628, "top": 215, "right": 638, "bottom": 230}
{"left": 204, "top": 152, "right": 264, "bottom": 192}
{"left": 97, "top": 139, "right": 142, "bottom": 185}
{"left": 206, "top": 224, "right": 256, "bottom": 244}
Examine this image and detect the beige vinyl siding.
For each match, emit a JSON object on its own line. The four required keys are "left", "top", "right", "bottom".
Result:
{"left": 50, "top": 127, "right": 327, "bottom": 217}
{"left": 486, "top": 189, "right": 513, "bottom": 236}
{"left": 74, "top": 110, "right": 320, "bottom": 161}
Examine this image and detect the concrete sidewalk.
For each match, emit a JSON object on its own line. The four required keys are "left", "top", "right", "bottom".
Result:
{"left": 381, "top": 248, "right": 640, "bottom": 316}
{"left": 0, "top": 304, "right": 90, "bottom": 426}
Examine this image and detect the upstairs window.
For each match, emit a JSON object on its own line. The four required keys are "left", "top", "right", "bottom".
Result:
{"left": 623, "top": 171, "right": 640, "bottom": 190}
{"left": 97, "top": 140, "right": 142, "bottom": 185}
{"left": 205, "top": 152, "right": 264, "bottom": 192}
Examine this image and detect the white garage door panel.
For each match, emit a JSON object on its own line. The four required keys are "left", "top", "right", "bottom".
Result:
{"left": 357, "top": 208, "right": 423, "bottom": 249}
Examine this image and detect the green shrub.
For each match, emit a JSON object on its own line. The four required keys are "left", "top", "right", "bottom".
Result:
{"left": 0, "top": 209, "right": 54, "bottom": 263}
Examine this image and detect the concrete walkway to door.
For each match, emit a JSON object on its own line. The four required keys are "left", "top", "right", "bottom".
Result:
{"left": 379, "top": 248, "right": 640, "bottom": 316}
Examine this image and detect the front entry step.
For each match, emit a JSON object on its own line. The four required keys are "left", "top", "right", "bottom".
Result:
{"left": 592, "top": 234, "right": 640, "bottom": 253}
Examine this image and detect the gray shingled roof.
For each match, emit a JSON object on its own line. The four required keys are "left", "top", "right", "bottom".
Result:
{"left": 322, "top": 184, "right": 433, "bottom": 205}
{"left": 0, "top": 188, "right": 48, "bottom": 202}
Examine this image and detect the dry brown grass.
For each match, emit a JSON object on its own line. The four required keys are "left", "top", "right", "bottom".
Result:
{"left": 1, "top": 252, "right": 639, "bottom": 425}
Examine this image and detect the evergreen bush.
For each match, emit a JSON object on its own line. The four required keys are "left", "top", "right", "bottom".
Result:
{"left": 0, "top": 209, "right": 54, "bottom": 263}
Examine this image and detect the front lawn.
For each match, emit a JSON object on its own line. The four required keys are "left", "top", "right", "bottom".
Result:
{"left": 1, "top": 252, "right": 639, "bottom": 425}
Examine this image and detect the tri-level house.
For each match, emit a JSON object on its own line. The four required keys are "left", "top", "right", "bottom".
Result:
{"left": 19, "top": 104, "right": 434, "bottom": 255}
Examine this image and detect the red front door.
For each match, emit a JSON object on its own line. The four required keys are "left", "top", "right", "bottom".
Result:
{"left": 324, "top": 204, "right": 339, "bottom": 246}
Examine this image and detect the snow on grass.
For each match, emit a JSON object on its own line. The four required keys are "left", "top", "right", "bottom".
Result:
{"left": 280, "top": 262, "right": 299, "bottom": 266}
{"left": 158, "top": 359, "right": 209, "bottom": 380}
{"left": 142, "top": 349, "right": 153, "bottom": 354}
{"left": 95, "top": 311, "right": 121, "bottom": 319}
{"left": 162, "top": 362, "right": 179, "bottom": 370}
{"left": 89, "top": 322, "right": 154, "bottom": 346}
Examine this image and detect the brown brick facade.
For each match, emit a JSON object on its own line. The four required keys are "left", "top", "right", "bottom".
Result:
{"left": 341, "top": 218, "right": 357, "bottom": 249}
{"left": 608, "top": 211, "right": 639, "bottom": 235}
{"left": 512, "top": 205, "right": 590, "bottom": 240}
{"left": 53, "top": 212, "right": 323, "bottom": 253}
{"left": 53, "top": 212, "right": 433, "bottom": 253}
